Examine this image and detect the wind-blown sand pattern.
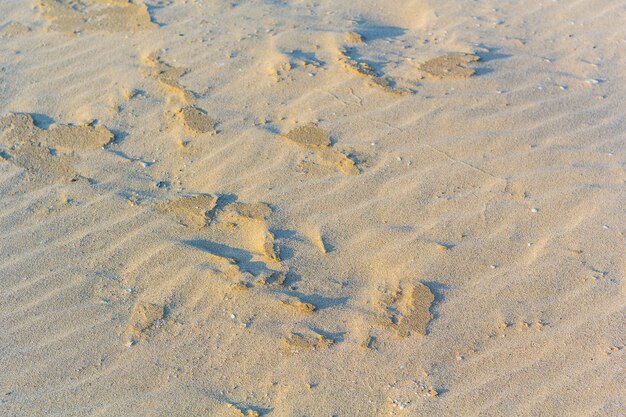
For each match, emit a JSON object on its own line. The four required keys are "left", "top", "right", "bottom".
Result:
{"left": 1, "top": 0, "right": 625, "bottom": 415}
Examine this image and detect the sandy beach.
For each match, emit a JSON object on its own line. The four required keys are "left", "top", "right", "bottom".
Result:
{"left": 0, "top": 1, "right": 624, "bottom": 415}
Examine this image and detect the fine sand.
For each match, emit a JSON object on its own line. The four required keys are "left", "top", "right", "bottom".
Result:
{"left": 0, "top": 1, "right": 625, "bottom": 416}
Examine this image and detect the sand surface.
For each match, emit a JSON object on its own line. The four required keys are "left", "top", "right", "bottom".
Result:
{"left": 0, "top": 1, "right": 625, "bottom": 416}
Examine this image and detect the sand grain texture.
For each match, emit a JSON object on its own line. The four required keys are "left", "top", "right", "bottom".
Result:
{"left": 0, "top": 0, "right": 624, "bottom": 415}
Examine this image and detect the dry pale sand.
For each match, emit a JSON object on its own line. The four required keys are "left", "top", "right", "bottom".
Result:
{"left": 0, "top": 0, "right": 625, "bottom": 416}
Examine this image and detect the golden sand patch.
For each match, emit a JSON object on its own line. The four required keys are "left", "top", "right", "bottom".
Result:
{"left": 144, "top": 53, "right": 195, "bottom": 104}
{"left": 0, "top": 22, "right": 31, "bottom": 37}
{"left": 344, "top": 31, "right": 364, "bottom": 45}
{"left": 45, "top": 124, "right": 113, "bottom": 152}
{"left": 296, "top": 149, "right": 359, "bottom": 176}
{"left": 281, "top": 123, "right": 359, "bottom": 175}
{"left": 215, "top": 200, "right": 280, "bottom": 264}
{"left": 338, "top": 48, "right": 411, "bottom": 95}
{"left": 280, "top": 297, "right": 316, "bottom": 314}
{"left": 8, "top": 141, "right": 77, "bottom": 181}
{"left": 419, "top": 53, "right": 480, "bottom": 79}
{"left": 178, "top": 106, "right": 215, "bottom": 135}
{"left": 318, "top": 149, "right": 359, "bottom": 175}
{"left": 124, "top": 302, "right": 165, "bottom": 344}
{"left": 38, "top": 0, "right": 155, "bottom": 33}
{"left": 379, "top": 282, "right": 434, "bottom": 337}
{"left": 129, "top": 302, "right": 164, "bottom": 331}
{"left": 226, "top": 403, "right": 260, "bottom": 417}
{"left": 262, "top": 229, "right": 281, "bottom": 264}
{"left": 281, "top": 331, "right": 333, "bottom": 354}
{"left": 282, "top": 123, "right": 331, "bottom": 149}
{"left": 222, "top": 201, "right": 273, "bottom": 222}
{"left": 0, "top": 113, "right": 113, "bottom": 182}
{"left": 302, "top": 225, "right": 330, "bottom": 254}
{"left": 158, "top": 194, "right": 218, "bottom": 229}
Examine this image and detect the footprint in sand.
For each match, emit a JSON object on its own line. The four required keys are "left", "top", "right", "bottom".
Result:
{"left": 144, "top": 52, "right": 195, "bottom": 104}
{"left": 157, "top": 194, "right": 219, "bottom": 229}
{"left": 0, "top": 113, "right": 113, "bottom": 183}
{"left": 159, "top": 195, "right": 281, "bottom": 265}
{"left": 144, "top": 53, "right": 217, "bottom": 139}
{"left": 280, "top": 123, "right": 359, "bottom": 176}
{"left": 38, "top": 0, "right": 155, "bottom": 33}
{"left": 0, "top": 22, "right": 31, "bottom": 37}
{"left": 123, "top": 301, "right": 166, "bottom": 345}
{"left": 280, "top": 330, "right": 334, "bottom": 354}
{"left": 279, "top": 296, "right": 316, "bottom": 314}
{"left": 338, "top": 47, "right": 412, "bottom": 95}
{"left": 178, "top": 106, "right": 216, "bottom": 135}
{"left": 282, "top": 123, "right": 331, "bottom": 149}
{"left": 418, "top": 53, "right": 480, "bottom": 79}
{"left": 377, "top": 281, "right": 435, "bottom": 337}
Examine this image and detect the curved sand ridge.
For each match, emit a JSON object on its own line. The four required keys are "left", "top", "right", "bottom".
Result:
{"left": 0, "top": 0, "right": 624, "bottom": 415}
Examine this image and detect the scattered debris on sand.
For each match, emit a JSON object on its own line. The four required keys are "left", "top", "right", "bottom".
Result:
{"left": 360, "top": 335, "right": 380, "bottom": 351}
